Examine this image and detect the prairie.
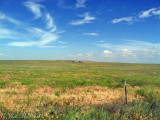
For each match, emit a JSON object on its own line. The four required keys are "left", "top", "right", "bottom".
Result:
{"left": 0, "top": 60, "right": 160, "bottom": 119}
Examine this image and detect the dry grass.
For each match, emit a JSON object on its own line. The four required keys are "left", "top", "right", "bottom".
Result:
{"left": 0, "top": 82, "right": 143, "bottom": 114}
{"left": 0, "top": 76, "right": 10, "bottom": 81}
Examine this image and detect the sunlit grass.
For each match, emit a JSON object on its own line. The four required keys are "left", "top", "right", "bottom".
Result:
{"left": 0, "top": 60, "right": 160, "bottom": 119}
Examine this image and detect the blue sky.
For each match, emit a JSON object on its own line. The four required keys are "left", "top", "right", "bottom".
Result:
{"left": 0, "top": 0, "right": 160, "bottom": 63}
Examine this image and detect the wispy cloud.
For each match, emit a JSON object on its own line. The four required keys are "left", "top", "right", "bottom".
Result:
{"left": 69, "top": 12, "right": 95, "bottom": 25}
{"left": 98, "top": 40, "right": 160, "bottom": 51}
{"left": 66, "top": 52, "right": 94, "bottom": 60}
{"left": 56, "top": 30, "right": 65, "bottom": 34}
{"left": 46, "top": 13, "right": 57, "bottom": 32}
{"left": 38, "top": 46, "right": 67, "bottom": 48}
{"left": 112, "top": 16, "right": 134, "bottom": 24}
{"left": 6, "top": 1, "right": 62, "bottom": 48}
{"left": 57, "top": 0, "right": 74, "bottom": 9}
{"left": 0, "top": 53, "right": 8, "bottom": 57}
{"left": 98, "top": 40, "right": 160, "bottom": 58}
{"left": 83, "top": 32, "right": 99, "bottom": 36}
{"left": 111, "top": 7, "right": 160, "bottom": 24}
{"left": 7, "top": 17, "right": 22, "bottom": 25}
{"left": 8, "top": 27, "right": 59, "bottom": 47}
{"left": 121, "top": 49, "right": 136, "bottom": 57}
{"left": 76, "top": 0, "right": 87, "bottom": 8}
{"left": 0, "top": 12, "right": 22, "bottom": 25}
{"left": 100, "top": 40, "right": 104, "bottom": 43}
{"left": 0, "top": 13, "right": 6, "bottom": 19}
{"left": 0, "top": 28, "right": 18, "bottom": 39}
{"left": 58, "top": 41, "right": 67, "bottom": 43}
{"left": 23, "top": 1, "right": 44, "bottom": 19}
{"left": 139, "top": 7, "right": 160, "bottom": 18}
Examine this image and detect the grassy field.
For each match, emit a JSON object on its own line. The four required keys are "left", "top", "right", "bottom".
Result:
{"left": 0, "top": 60, "right": 160, "bottom": 119}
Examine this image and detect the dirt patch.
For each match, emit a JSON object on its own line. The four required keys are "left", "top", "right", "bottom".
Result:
{"left": 0, "top": 76, "right": 10, "bottom": 81}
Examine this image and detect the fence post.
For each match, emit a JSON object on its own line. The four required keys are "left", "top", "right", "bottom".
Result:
{"left": 125, "top": 81, "right": 127, "bottom": 104}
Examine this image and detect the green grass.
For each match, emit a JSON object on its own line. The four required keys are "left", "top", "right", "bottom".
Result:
{"left": 0, "top": 60, "right": 160, "bottom": 119}
{"left": 0, "top": 60, "right": 160, "bottom": 89}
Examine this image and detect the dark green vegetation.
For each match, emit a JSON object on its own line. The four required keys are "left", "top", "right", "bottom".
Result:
{"left": 0, "top": 60, "right": 160, "bottom": 119}
{"left": 1, "top": 101, "right": 160, "bottom": 119}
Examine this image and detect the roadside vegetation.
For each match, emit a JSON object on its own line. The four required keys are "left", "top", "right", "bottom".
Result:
{"left": 0, "top": 60, "right": 160, "bottom": 119}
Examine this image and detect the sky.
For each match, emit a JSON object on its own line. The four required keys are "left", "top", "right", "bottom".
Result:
{"left": 0, "top": 0, "right": 160, "bottom": 63}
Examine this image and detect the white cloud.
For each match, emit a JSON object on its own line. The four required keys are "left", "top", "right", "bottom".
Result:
{"left": 152, "top": 10, "right": 160, "bottom": 15}
{"left": 121, "top": 49, "right": 136, "bottom": 57}
{"left": 69, "top": 12, "right": 95, "bottom": 25}
{"left": 77, "top": 53, "right": 83, "bottom": 56}
{"left": 76, "top": 0, "right": 87, "bottom": 8}
{"left": 0, "top": 28, "right": 18, "bottom": 39}
{"left": 56, "top": 30, "right": 65, "bottom": 34}
{"left": 139, "top": 8, "right": 156, "bottom": 18}
{"left": 46, "top": 13, "right": 57, "bottom": 32}
{"left": 112, "top": 17, "right": 134, "bottom": 24}
{"left": 0, "top": 53, "right": 8, "bottom": 57}
{"left": 77, "top": 53, "right": 93, "bottom": 57}
{"left": 85, "top": 52, "right": 93, "bottom": 56}
{"left": 0, "top": 12, "right": 22, "bottom": 25}
{"left": 7, "top": 17, "right": 22, "bottom": 25}
{"left": 103, "top": 50, "right": 113, "bottom": 57}
{"left": 112, "top": 7, "right": 160, "bottom": 24}
{"left": 23, "top": 1, "right": 44, "bottom": 19}
{"left": 83, "top": 33, "right": 99, "bottom": 36}
{"left": 8, "top": 27, "right": 59, "bottom": 47}
{"left": 100, "top": 40, "right": 104, "bottom": 43}
{"left": 0, "top": 13, "right": 6, "bottom": 19}
{"left": 103, "top": 50, "right": 112, "bottom": 54}
{"left": 38, "top": 46, "right": 67, "bottom": 48}
{"left": 1, "top": 1, "right": 62, "bottom": 48}
{"left": 99, "top": 40, "right": 160, "bottom": 51}
{"left": 98, "top": 40, "right": 160, "bottom": 58}
{"left": 65, "top": 52, "right": 94, "bottom": 60}
{"left": 139, "top": 7, "right": 160, "bottom": 18}
{"left": 57, "top": 0, "right": 73, "bottom": 9}
{"left": 58, "top": 41, "right": 67, "bottom": 43}
{"left": 6, "top": 2, "right": 62, "bottom": 48}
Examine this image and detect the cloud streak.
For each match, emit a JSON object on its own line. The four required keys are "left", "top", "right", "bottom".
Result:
{"left": 83, "top": 33, "right": 99, "bottom": 36}
{"left": 69, "top": 12, "right": 95, "bottom": 25}
{"left": 76, "top": 0, "right": 87, "bottom": 8}
{"left": 38, "top": 46, "right": 67, "bottom": 48}
{"left": 0, "top": 12, "right": 22, "bottom": 25}
{"left": 6, "top": 0, "right": 64, "bottom": 48}
{"left": 58, "top": 41, "right": 67, "bottom": 43}
{"left": 98, "top": 40, "right": 160, "bottom": 58}
{"left": 98, "top": 40, "right": 160, "bottom": 52}
{"left": 112, "top": 17, "right": 134, "bottom": 24}
{"left": 23, "top": 1, "right": 44, "bottom": 19}
{"left": 46, "top": 13, "right": 57, "bottom": 32}
{"left": 140, "top": 7, "right": 160, "bottom": 18}
{"left": 0, "top": 53, "right": 8, "bottom": 57}
{"left": 112, "top": 7, "right": 160, "bottom": 24}
{"left": 0, "top": 28, "right": 18, "bottom": 39}
{"left": 8, "top": 28, "right": 59, "bottom": 47}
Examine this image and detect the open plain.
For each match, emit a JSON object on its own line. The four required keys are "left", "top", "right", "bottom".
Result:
{"left": 0, "top": 60, "right": 160, "bottom": 119}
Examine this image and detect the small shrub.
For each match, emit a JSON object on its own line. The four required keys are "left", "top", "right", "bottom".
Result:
{"left": 61, "top": 88, "right": 66, "bottom": 93}
{"left": 54, "top": 91, "right": 60, "bottom": 97}
{"left": 136, "top": 88, "right": 157, "bottom": 102}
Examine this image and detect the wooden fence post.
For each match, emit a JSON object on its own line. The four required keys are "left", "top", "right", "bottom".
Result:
{"left": 125, "top": 81, "right": 127, "bottom": 104}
